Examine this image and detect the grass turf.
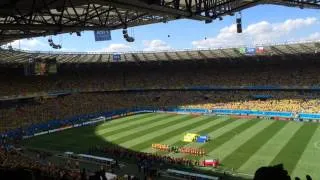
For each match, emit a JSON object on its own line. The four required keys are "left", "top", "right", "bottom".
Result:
{"left": 221, "top": 121, "right": 287, "bottom": 170}
{"left": 187, "top": 119, "right": 260, "bottom": 160}
{"left": 269, "top": 123, "right": 318, "bottom": 174}
{"left": 22, "top": 113, "right": 320, "bottom": 179}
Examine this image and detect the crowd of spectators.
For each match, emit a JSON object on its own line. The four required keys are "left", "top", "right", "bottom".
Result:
{"left": 89, "top": 145, "right": 197, "bottom": 179}
{"left": 0, "top": 147, "right": 82, "bottom": 180}
{"left": 183, "top": 91, "right": 320, "bottom": 113}
{"left": 91, "top": 146, "right": 197, "bottom": 168}
{"left": 0, "top": 59, "right": 320, "bottom": 96}
{"left": 0, "top": 58, "right": 319, "bottom": 132}
{"left": 0, "top": 146, "right": 149, "bottom": 180}
{"left": 1, "top": 91, "right": 320, "bottom": 133}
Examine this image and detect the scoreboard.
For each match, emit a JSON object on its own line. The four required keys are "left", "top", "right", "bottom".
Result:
{"left": 24, "top": 57, "right": 57, "bottom": 76}
{"left": 113, "top": 54, "right": 121, "bottom": 61}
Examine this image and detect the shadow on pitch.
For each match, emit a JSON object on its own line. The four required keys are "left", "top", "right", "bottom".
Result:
{"left": 22, "top": 119, "right": 251, "bottom": 180}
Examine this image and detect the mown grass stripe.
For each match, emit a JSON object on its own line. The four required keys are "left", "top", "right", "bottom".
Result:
{"left": 123, "top": 116, "right": 207, "bottom": 148}
{"left": 28, "top": 114, "right": 169, "bottom": 149}
{"left": 158, "top": 117, "right": 236, "bottom": 156}
{"left": 291, "top": 125, "right": 320, "bottom": 180}
{"left": 42, "top": 114, "right": 158, "bottom": 141}
{"left": 95, "top": 113, "right": 167, "bottom": 134}
{"left": 270, "top": 123, "right": 318, "bottom": 174}
{"left": 97, "top": 114, "right": 174, "bottom": 137}
{"left": 222, "top": 120, "right": 287, "bottom": 170}
{"left": 180, "top": 118, "right": 249, "bottom": 150}
{"left": 102, "top": 115, "right": 188, "bottom": 142}
{"left": 238, "top": 121, "right": 301, "bottom": 174}
{"left": 97, "top": 113, "right": 156, "bottom": 129}
{"left": 142, "top": 116, "right": 231, "bottom": 154}
{"left": 24, "top": 126, "right": 103, "bottom": 152}
{"left": 171, "top": 117, "right": 236, "bottom": 148}
{"left": 130, "top": 116, "right": 219, "bottom": 151}
{"left": 187, "top": 119, "right": 260, "bottom": 160}
{"left": 207, "top": 120, "right": 273, "bottom": 160}
{"left": 25, "top": 124, "right": 97, "bottom": 144}
{"left": 112, "top": 115, "right": 194, "bottom": 144}
{"left": 169, "top": 118, "right": 248, "bottom": 158}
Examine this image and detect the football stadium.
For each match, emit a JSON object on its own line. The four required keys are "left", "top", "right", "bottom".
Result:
{"left": 1, "top": 0, "right": 320, "bottom": 180}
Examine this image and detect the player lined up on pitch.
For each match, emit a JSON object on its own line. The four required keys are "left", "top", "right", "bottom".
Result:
{"left": 151, "top": 143, "right": 206, "bottom": 156}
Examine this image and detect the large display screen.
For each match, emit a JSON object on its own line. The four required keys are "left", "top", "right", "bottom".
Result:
{"left": 24, "top": 57, "right": 57, "bottom": 76}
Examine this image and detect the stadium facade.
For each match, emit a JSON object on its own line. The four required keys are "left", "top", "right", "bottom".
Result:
{"left": 1, "top": 41, "right": 319, "bottom": 63}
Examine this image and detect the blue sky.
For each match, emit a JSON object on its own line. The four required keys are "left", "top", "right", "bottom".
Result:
{"left": 5, "top": 5, "right": 320, "bottom": 52}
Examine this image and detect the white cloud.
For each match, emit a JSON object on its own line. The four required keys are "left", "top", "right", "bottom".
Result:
{"left": 192, "top": 17, "right": 319, "bottom": 49}
{"left": 104, "top": 44, "right": 132, "bottom": 52}
{"left": 299, "top": 32, "right": 320, "bottom": 42}
{"left": 54, "top": 47, "right": 77, "bottom": 52}
{"left": 5, "top": 39, "right": 79, "bottom": 52}
{"left": 7, "top": 39, "right": 46, "bottom": 51}
{"left": 273, "top": 17, "right": 318, "bottom": 33}
{"left": 143, "top": 40, "right": 171, "bottom": 51}
{"left": 192, "top": 24, "right": 246, "bottom": 49}
{"left": 90, "top": 43, "right": 132, "bottom": 52}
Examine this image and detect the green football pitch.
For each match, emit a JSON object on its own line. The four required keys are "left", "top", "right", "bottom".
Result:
{"left": 23, "top": 113, "right": 320, "bottom": 179}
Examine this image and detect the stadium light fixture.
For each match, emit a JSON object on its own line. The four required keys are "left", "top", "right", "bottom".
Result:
{"left": 48, "top": 37, "right": 62, "bottom": 49}
{"left": 122, "top": 26, "right": 135, "bottom": 43}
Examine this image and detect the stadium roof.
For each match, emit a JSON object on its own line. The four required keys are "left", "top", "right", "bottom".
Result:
{"left": 0, "top": 0, "right": 319, "bottom": 45}
{"left": 0, "top": 41, "right": 319, "bottom": 64}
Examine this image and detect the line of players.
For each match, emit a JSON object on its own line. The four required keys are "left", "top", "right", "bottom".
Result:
{"left": 151, "top": 143, "right": 206, "bottom": 156}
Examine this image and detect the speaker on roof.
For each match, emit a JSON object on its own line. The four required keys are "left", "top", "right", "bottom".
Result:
{"left": 205, "top": 19, "right": 213, "bottom": 24}
{"left": 48, "top": 37, "right": 62, "bottom": 49}
{"left": 237, "top": 21, "right": 242, "bottom": 33}
{"left": 236, "top": 17, "right": 241, "bottom": 24}
{"left": 127, "top": 37, "right": 135, "bottom": 43}
{"left": 236, "top": 12, "right": 242, "bottom": 34}
{"left": 122, "top": 27, "right": 135, "bottom": 43}
{"left": 123, "top": 34, "right": 129, "bottom": 39}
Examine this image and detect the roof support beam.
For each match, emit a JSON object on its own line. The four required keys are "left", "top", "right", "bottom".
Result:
{"left": 97, "top": 0, "right": 211, "bottom": 21}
